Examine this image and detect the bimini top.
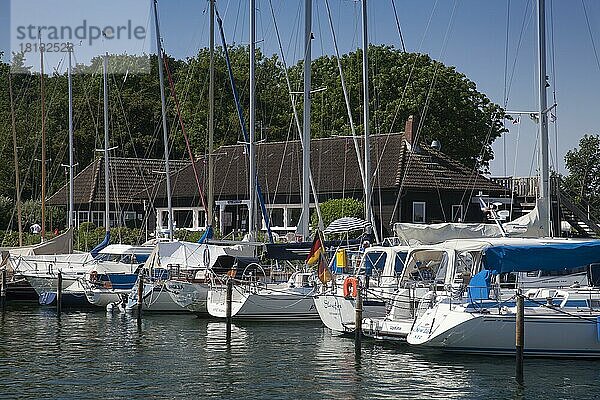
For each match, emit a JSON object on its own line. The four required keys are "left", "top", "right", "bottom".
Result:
{"left": 483, "top": 240, "right": 600, "bottom": 273}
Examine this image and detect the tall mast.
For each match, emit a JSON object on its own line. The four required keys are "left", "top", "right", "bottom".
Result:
{"left": 40, "top": 40, "right": 46, "bottom": 240}
{"left": 249, "top": 0, "right": 257, "bottom": 238}
{"left": 68, "top": 45, "right": 74, "bottom": 229}
{"left": 153, "top": 0, "right": 174, "bottom": 240}
{"left": 537, "top": 0, "right": 551, "bottom": 236}
{"left": 208, "top": 0, "right": 215, "bottom": 227}
{"left": 302, "top": 0, "right": 312, "bottom": 241}
{"left": 8, "top": 72, "right": 23, "bottom": 246}
{"left": 362, "top": 0, "right": 376, "bottom": 241}
{"left": 102, "top": 54, "right": 110, "bottom": 233}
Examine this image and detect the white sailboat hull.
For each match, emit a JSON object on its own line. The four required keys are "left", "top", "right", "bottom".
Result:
{"left": 207, "top": 284, "right": 319, "bottom": 321}
{"left": 126, "top": 283, "right": 188, "bottom": 313}
{"left": 408, "top": 304, "right": 600, "bottom": 357}
{"left": 313, "top": 294, "right": 386, "bottom": 333}
{"left": 165, "top": 280, "right": 209, "bottom": 314}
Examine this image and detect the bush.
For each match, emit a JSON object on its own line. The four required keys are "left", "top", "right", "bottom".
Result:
{"left": 310, "top": 198, "right": 365, "bottom": 229}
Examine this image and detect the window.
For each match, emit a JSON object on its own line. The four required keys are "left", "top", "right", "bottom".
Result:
{"left": 412, "top": 202, "right": 426, "bottom": 223}
{"left": 269, "top": 208, "right": 285, "bottom": 227}
{"left": 77, "top": 211, "right": 89, "bottom": 225}
{"left": 197, "top": 210, "right": 206, "bottom": 228}
{"left": 174, "top": 210, "right": 194, "bottom": 229}
{"left": 451, "top": 205, "right": 463, "bottom": 222}
{"left": 92, "top": 211, "right": 104, "bottom": 227}
{"left": 394, "top": 252, "right": 408, "bottom": 274}
{"left": 363, "top": 251, "right": 387, "bottom": 276}
{"left": 287, "top": 208, "right": 302, "bottom": 228}
{"left": 161, "top": 210, "right": 169, "bottom": 228}
{"left": 124, "top": 211, "right": 136, "bottom": 222}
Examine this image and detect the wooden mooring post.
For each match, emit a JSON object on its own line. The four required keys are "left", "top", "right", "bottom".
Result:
{"left": 56, "top": 271, "right": 63, "bottom": 315}
{"left": 226, "top": 278, "right": 233, "bottom": 340}
{"left": 515, "top": 291, "right": 524, "bottom": 383}
{"left": 137, "top": 273, "right": 144, "bottom": 325}
{"left": 355, "top": 282, "right": 363, "bottom": 357}
{"left": 1, "top": 268, "right": 7, "bottom": 309}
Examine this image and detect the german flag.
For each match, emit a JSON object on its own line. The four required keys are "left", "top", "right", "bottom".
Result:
{"left": 306, "top": 230, "right": 331, "bottom": 284}
{"left": 306, "top": 230, "right": 323, "bottom": 266}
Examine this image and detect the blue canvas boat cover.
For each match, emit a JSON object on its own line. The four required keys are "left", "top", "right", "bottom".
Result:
{"left": 467, "top": 270, "right": 492, "bottom": 301}
{"left": 483, "top": 241, "right": 600, "bottom": 273}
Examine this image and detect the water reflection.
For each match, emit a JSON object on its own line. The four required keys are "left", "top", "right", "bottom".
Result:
{"left": 1, "top": 307, "right": 600, "bottom": 399}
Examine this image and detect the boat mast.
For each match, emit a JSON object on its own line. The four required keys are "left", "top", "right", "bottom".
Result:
{"left": 40, "top": 39, "right": 46, "bottom": 240}
{"left": 361, "top": 0, "right": 378, "bottom": 242}
{"left": 8, "top": 71, "right": 23, "bottom": 246}
{"left": 249, "top": 0, "right": 257, "bottom": 239}
{"left": 208, "top": 0, "right": 215, "bottom": 228}
{"left": 302, "top": 0, "right": 312, "bottom": 242}
{"left": 153, "top": 0, "right": 174, "bottom": 241}
{"left": 537, "top": 0, "right": 551, "bottom": 237}
{"left": 68, "top": 44, "right": 74, "bottom": 230}
{"left": 102, "top": 54, "right": 110, "bottom": 233}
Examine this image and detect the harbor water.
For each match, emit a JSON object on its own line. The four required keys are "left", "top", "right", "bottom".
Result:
{"left": 1, "top": 305, "right": 599, "bottom": 399}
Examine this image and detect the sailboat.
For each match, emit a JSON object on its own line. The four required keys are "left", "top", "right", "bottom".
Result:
{"left": 404, "top": 0, "right": 600, "bottom": 357}
{"left": 206, "top": 0, "right": 323, "bottom": 321}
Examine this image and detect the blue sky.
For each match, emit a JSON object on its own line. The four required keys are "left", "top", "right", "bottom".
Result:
{"left": 2, "top": 0, "right": 600, "bottom": 178}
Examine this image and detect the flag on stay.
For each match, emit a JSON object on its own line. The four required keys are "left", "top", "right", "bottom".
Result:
{"left": 306, "top": 230, "right": 332, "bottom": 284}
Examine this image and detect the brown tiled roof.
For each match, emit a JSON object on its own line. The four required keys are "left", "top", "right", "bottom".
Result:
{"left": 47, "top": 157, "right": 189, "bottom": 206}
{"left": 146, "top": 133, "right": 504, "bottom": 201}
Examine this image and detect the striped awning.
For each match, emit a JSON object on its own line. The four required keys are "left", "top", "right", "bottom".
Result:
{"left": 323, "top": 217, "right": 369, "bottom": 234}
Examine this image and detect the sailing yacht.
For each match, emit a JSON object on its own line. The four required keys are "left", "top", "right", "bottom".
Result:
{"left": 123, "top": 240, "right": 255, "bottom": 313}
{"left": 406, "top": 238, "right": 600, "bottom": 357}
{"left": 207, "top": 271, "right": 319, "bottom": 321}
{"left": 314, "top": 244, "right": 410, "bottom": 334}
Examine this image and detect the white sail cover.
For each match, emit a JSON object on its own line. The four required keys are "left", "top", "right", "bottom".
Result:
{"left": 144, "top": 241, "right": 255, "bottom": 270}
{"left": 394, "top": 204, "right": 545, "bottom": 245}
{"left": 1, "top": 228, "right": 74, "bottom": 256}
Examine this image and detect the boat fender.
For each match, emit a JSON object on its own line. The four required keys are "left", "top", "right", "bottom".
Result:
{"left": 343, "top": 277, "right": 358, "bottom": 298}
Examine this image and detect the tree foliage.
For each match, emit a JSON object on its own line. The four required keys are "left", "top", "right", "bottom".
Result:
{"left": 311, "top": 198, "right": 365, "bottom": 229}
{"left": 563, "top": 134, "right": 600, "bottom": 212}
{"left": 0, "top": 45, "right": 505, "bottom": 230}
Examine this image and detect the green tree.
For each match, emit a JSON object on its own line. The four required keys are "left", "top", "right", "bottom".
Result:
{"left": 0, "top": 45, "right": 505, "bottom": 228}
{"left": 563, "top": 134, "right": 600, "bottom": 214}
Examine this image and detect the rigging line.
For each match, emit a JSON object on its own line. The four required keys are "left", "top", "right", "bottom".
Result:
{"left": 582, "top": 0, "right": 600, "bottom": 73}
{"left": 502, "top": 0, "right": 511, "bottom": 179}
{"left": 393, "top": 0, "right": 456, "bottom": 223}
{"left": 385, "top": 2, "right": 441, "bottom": 225}
{"left": 506, "top": 0, "right": 533, "bottom": 104}
{"left": 390, "top": 0, "right": 407, "bottom": 52}
{"left": 549, "top": 0, "right": 559, "bottom": 178}
{"left": 215, "top": 8, "right": 274, "bottom": 243}
{"left": 323, "top": 0, "right": 366, "bottom": 192}
{"left": 509, "top": 121, "right": 522, "bottom": 220}
{"left": 267, "top": 0, "right": 324, "bottom": 230}
{"left": 270, "top": 117, "right": 295, "bottom": 207}
{"left": 162, "top": 54, "right": 209, "bottom": 213}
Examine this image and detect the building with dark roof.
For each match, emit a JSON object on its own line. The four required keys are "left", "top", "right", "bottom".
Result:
{"left": 144, "top": 117, "right": 509, "bottom": 237}
{"left": 47, "top": 157, "right": 189, "bottom": 228}
{"left": 47, "top": 117, "right": 509, "bottom": 238}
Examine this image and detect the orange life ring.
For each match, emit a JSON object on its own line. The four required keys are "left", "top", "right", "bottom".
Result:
{"left": 343, "top": 277, "right": 358, "bottom": 298}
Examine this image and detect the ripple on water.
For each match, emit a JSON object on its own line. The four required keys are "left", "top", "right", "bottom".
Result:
{"left": 1, "top": 306, "right": 600, "bottom": 399}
